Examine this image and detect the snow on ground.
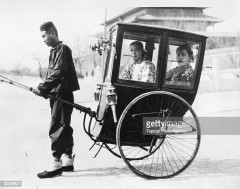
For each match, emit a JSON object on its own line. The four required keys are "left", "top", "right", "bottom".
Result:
{"left": 0, "top": 76, "right": 240, "bottom": 189}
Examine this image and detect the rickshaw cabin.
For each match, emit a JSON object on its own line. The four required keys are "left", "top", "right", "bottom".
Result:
{"left": 95, "top": 23, "right": 207, "bottom": 143}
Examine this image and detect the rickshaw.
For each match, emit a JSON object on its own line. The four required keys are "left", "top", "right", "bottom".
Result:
{"left": 84, "top": 22, "right": 208, "bottom": 179}
{"left": 0, "top": 22, "right": 207, "bottom": 179}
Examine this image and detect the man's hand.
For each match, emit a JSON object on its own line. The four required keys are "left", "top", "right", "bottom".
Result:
{"left": 32, "top": 88, "right": 42, "bottom": 97}
{"left": 32, "top": 87, "right": 49, "bottom": 99}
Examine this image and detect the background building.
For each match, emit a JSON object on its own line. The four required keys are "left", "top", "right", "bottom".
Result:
{"left": 77, "top": 7, "right": 240, "bottom": 93}
{"left": 104, "top": 7, "right": 222, "bottom": 32}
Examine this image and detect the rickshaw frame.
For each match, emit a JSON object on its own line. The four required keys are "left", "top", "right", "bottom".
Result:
{"left": 84, "top": 22, "right": 207, "bottom": 179}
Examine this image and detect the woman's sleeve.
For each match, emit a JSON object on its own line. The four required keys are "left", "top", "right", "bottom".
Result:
{"left": 120, "top": 63, "right": 132, "bottom": 80}
{"left": 166, "top": 69, "right": 174, "bottom": 81}
{"left": 141, "top": 61, "right": 156, "bottom": 82}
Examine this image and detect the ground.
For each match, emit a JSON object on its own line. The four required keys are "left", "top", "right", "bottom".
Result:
{"left": 0, "top": 76, "right": 239, "bottom": 189}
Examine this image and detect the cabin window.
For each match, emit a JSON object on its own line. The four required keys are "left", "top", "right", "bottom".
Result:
{"left": 118, "top": 32, "right": 160, "bottom": 83}
{"left": 164, "top": 37, "right": 200, "bottom": 88}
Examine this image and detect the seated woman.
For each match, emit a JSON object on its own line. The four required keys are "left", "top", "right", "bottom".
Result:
{"left": 120, "top": 41, "right": 156, "bottom": 83}
{"left": 166, "top": 45, "right": 195, "bottom": 86}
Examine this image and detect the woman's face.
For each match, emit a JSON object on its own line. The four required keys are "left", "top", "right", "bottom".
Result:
{"left": 176, "top": 49, "right": 191, "bottom": 66}
{"left": 130, "top": 45, "right": 143, "bottom": 61}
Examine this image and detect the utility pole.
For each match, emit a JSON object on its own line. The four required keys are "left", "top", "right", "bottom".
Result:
{"left": 101, "top": 7, "right": 107, "bottom": 82}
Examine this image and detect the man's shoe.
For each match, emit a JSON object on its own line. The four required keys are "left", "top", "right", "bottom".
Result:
{"left": 37, "top": 159, "right": 62, "bottom": 179}
{"left": 37, "top": 169, "right": 62, "bottom": 179}
{"left": 62, "top": 165, "right": 74, "bottom": 172}
{"left": 62, "top": 154, "right": 75, "bottom": 172}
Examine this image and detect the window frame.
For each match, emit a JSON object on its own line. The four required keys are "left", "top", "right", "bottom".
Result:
{"left": 103, "top": 30, "right": 117, "bottom": 83}
{"left": 160, "top": 32, "right": 206, "bottom": 93}
{"left": 112, "top": 28, "right": 164, "bottom": 89}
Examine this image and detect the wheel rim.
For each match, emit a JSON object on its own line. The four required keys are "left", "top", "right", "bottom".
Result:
{"left": 116, "top": 91, "right": 201, "bottom": 179}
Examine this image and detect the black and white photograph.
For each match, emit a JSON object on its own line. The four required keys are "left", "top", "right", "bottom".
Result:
{"left": 0, "top": 0, "right": 240, "bottom": 188}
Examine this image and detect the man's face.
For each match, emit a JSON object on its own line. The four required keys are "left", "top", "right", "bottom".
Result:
{"left": 41, "top": 31, "right": 55, "bottom": 47}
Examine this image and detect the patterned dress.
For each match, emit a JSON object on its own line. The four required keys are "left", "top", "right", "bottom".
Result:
{"left": 120, "top": 58, "right": 156, "bottom": 83}
{"left": 166, "top": 65, "right": 194, "bottom": 86}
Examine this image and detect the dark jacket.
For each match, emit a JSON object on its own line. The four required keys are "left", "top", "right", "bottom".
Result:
{"left": 38, "top": 41, "right": 80, "bottom": 94}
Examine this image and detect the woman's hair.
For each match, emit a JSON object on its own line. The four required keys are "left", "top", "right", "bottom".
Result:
{"left": 176, "top": 45, "right": 194, "bottom": 61}
{"left": 130, "top": 41, "right": 144, "bottom": 50}
{"left": 130, "top": 41, "right": 146, "bottom": 58}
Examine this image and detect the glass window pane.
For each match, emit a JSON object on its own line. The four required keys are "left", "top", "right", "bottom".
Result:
{"left": 152, "top": 42, "right": 159, "bottom": 65}
{"left": 118, "top": 32, "right": 159, "bottom": 83}
{"left": 164, "top": 37, "right": 199, "bottom": 88}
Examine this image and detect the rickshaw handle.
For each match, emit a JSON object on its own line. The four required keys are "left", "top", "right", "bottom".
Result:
{"left": 0, "top": 74, "right": 97, "bottom": 118}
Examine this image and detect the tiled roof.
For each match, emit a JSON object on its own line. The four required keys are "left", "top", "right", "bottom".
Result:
{"left": 135, "top": 14, "right": 222, "bottom": 23}
{"left": 105, "top": 7, "right": 212, "bottom": 25}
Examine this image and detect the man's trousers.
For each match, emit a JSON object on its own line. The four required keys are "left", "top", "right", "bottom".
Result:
{"left": 49, "top": 92, "right": 74, "bottom": 158}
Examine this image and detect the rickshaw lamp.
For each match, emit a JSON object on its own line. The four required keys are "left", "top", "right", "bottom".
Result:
{"left": 106, "top": 85, "right": 117, "bottom": 105}
{"left": 106, "top": 85, "right": 118, "bottom": 123}
{"left": 94, "top": 85, "right": 101, "bottom": 101}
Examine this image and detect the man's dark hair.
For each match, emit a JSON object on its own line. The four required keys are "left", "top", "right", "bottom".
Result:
{"left": 40, "top": 21, "right": 58, "bottom": 37}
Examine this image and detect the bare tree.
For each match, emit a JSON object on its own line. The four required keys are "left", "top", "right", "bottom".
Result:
{"left": 32, "top": 53, "right": 47, "bottom": 78}
{"left": 69, "top": 36, "right": 99, "bottom": 78}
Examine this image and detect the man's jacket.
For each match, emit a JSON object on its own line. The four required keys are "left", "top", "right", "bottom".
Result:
{"left": 38, "top": 41, "right": 80, "bottom": 94}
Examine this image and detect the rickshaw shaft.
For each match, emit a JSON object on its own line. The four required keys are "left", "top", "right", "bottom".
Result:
{"left": 0, "top": 74, "right": 97, "bottom": 118}
{"left": 47, "top": 94, "right": 96, "bottom": 117}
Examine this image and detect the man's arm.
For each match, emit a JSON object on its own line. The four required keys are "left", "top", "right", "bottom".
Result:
{"left": 38, "top": 46, "right": 69, "bottom": 94}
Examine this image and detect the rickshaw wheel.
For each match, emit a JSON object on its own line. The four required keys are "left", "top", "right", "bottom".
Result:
{"left": 116, "top": 91, "right": 201, "bottom": 179}
{"left": 104, "top": 137, "right": 165, "bottom": 159}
